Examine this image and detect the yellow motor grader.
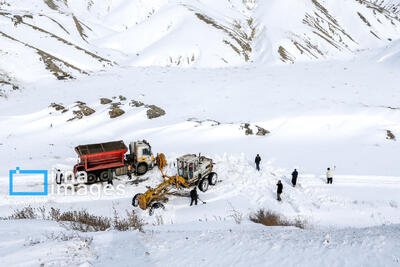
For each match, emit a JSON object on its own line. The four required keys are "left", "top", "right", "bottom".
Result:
{"left": 132, "top": 153, "right": 218, "bottom": 214}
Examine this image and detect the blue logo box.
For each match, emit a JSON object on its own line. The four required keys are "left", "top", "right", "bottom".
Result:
{"left": 9, "top": 167, "right": 48, "bottom": 196}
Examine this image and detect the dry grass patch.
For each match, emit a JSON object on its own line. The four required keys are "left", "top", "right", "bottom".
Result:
{"left": 7, "top": 206, "right": 37, "bottom": 219}
{"left": 2, "top": 206, "right": 145, "bottom": 232}
{"left": 113, "top": 208, "right": 145, "bottom": 232}
{"left": 49, "top": 208, "right": 111, "bottom": 232}
{"left": 250, "top": 209, "right": 307, "bottom": 229}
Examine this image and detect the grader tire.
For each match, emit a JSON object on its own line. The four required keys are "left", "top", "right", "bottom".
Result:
{"left": 136, "top": 163, "right": 148, "bottom": 176}
{"left": 99, "top": 171, "right": 109, "bottom": 182}
{"left": 208, "top": 172, "right": 218, "bottom": 185}
{"left": 132, "top": 193, "right": 142, "bottom": 207}
{"left": 199, "top": 178, "right": 209, "bottom": 192}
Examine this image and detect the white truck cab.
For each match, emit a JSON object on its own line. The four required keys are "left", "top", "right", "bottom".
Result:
{"left": 129, "top": 140, "right": 155, "bottom": 175}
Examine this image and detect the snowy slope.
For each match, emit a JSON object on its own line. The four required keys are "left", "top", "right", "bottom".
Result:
{"left": 1, "top": 1, "right": 400, "bottom": 266}
{"left": 1, "top": 56, "right": 399, "bottom": 176}
{"left": 375, "top": 0, "right": 400, "bottom": 14}
{"left": 254, "top": 0, "right": 400, "bottom": 63}
{"left": 1, "top": 0, "right": 400, "bottom": 86}
{"left": 1, "top": 220, "right": 400, "bottom": 267}
{"left": 377, "top": 38, "right": 400, "bottom": 64}
{"left": 0, "top": 154, "right": 400, "bottom": 266}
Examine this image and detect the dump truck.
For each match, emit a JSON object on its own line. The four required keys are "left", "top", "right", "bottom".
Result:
{"left": 73, "top": 140, "right": 155, "bottom": 184}
{"left": 132, "top": 154, "right": 217, "bottom": 214}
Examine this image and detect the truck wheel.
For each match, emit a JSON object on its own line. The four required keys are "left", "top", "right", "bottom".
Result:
{"left": 132, "top": 193, "right": 142, "bottom": 207}
{"left": 75, "top": 171, "right": 86, "bottom": 183}
{"left": 87, "top": 173, "right": 97, "bottom": 184}
{"left": 99, "top": 171, "right": 109, "bottom": 182}
{"left": 208, "top": 172, "right": 218, "bottom": 185}
{"left": 199, "top": 178, "right": 209, "bottom": 192}
{"left": 136, "top": 163, "right": 148, "bottom": 176}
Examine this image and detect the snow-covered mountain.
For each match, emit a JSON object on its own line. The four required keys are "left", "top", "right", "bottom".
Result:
{"left": 375, "top": 0, "right": 400, "bottom": 14}
{"left": 1, "top": 0, "right": 400, "bottom": 86}
{"left": 2, "top": 2, "right": 400, "bottom": 266}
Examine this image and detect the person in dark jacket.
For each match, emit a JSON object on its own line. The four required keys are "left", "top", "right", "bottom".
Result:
{"left": 291, "top": 169, "right": 298, "bottom": 187}
{"left": 107, "top": 169, "right": 113, "bottom": 186}
{"left": 276, "top": 180, "right": 283, "bottom": 201}
{"left": 255, "top": 154, "right": 261, "bottom": 171}
{"left": 190, "top": 187, "right": 198, "bottom": 206}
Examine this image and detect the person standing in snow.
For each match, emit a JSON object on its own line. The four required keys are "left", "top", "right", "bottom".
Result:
{"left": 326, "top": 166, "right": 336, "bottom": 184}
{"left": 190, "top": 187, "right": 198, "bottom": 206}
{"left": 127, "top": 164, "right": 132, "bottom": 180}
{"left": 276, "top": 180, "right": 283, "bottom": 201}
{"left": 291, "top": 169, "right": 298, "bottom": 187}
{"left": 255, "top": 154, "right": 261, "bottom": 171}
{"left": 107, "top": 169, "right": 114, "bottom": 186}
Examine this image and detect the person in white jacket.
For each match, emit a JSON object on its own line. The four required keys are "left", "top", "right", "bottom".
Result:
{"left": 326, "top": 166, "right": 336, "bottom": 184}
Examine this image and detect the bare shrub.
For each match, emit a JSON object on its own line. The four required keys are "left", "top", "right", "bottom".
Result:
{"left": 113, "top": 207, "right": 128, "bottom": 231}
{"left": 47, "top": 208, "right": 111, "bottom": 231}
{"left": 250, "top": 209, "right": 307, "bottom": 229}
{"left": 113, "top": 209, "right": 145, "bottom": 232}
{"left": 9, "top": 206, "right": 37, "bottom": 219}
{"left": 49, "top": 207, "right": 61, "bottom": 221}
{"left": 44, "top": 231, "right": 93, "bottom": 244}
{"left": 4, "top": 206, "right": 144, "bottom": 232}
{"left": 59, "top": 210, "right": 111, "bottom": 232}
{"left": 37, "top": 206, "right": 47, "bottom": 220}
{"left": 228, "top": 202, "right": 243, "bottom": 224}
{"left": 153, "top": 215, "right": 164, "bottom": 226}
{"left": 127, "top": 210, "right": 145, "bottom": 231}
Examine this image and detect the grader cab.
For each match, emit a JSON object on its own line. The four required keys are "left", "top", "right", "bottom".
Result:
{"left": 132, "top": 154, "right": 218, "bottom": 214}
{"left": 176, "top": 154, "right": 217, "bottom": 192}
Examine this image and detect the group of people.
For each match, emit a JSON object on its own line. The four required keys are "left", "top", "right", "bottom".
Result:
{"left": 188, "top": 154, "right": 336, "bottom": 206}
{"left": 255, "top": 154, "right": 336, "bottom": 202}
{"left": 276, "top": 169, "right": 297, "bottom": 202}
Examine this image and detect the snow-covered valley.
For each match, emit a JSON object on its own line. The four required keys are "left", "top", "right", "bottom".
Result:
{"left": 1, "top": 57, "right": 399, "bottom": 175}
{"left": 1, "top": 56, "right": 400, "bottom": 266}
{"left": 1, "top": 0, "right": 400, "bottom": 266}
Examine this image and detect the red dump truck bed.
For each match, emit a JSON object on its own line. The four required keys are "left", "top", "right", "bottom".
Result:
{"left": 74, "top": 140, "right": 128, "bottom": 172}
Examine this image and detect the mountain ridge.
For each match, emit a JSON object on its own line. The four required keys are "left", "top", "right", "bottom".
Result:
{"left": 0, "top": 0, "right": 400, "bottom": 88}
